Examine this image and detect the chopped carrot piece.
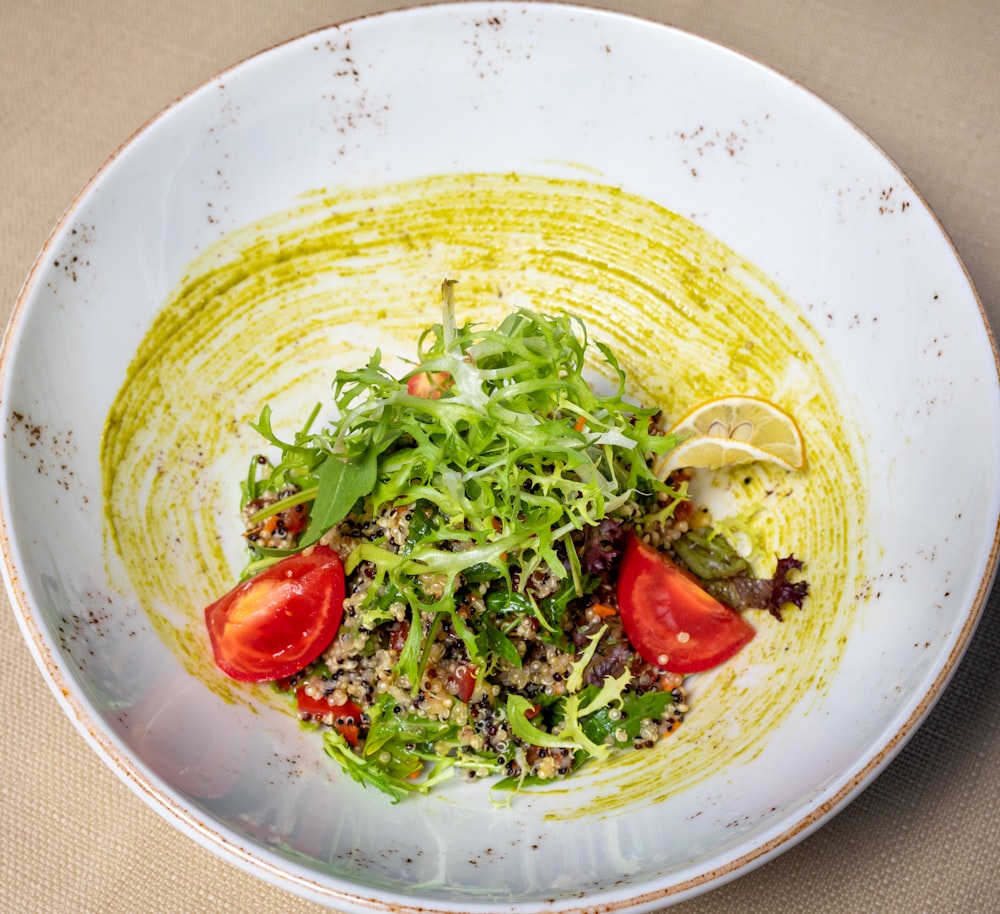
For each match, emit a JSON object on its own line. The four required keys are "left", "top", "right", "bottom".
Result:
{"left": 592, "top": 602, "right": 617, "bottom": 618}
{"left": 573, "top": 415, "right": 587, "bottom": 433}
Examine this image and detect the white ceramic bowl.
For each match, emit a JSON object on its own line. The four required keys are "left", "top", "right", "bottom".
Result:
{"left": 3, "top": 4, "right": 998, "bottom": 912}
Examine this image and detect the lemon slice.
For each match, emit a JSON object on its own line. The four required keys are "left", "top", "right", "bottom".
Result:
{"left": 656, "top": 396, "right": 805, "bottom": 475}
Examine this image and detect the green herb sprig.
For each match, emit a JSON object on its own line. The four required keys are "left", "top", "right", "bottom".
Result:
{"left": 244, "top": 282, "right": 681, "bottom": 692}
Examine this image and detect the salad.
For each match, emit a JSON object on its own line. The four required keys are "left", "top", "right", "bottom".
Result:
{"left": 203, "top": 282, "right": 808, "bottom": 801}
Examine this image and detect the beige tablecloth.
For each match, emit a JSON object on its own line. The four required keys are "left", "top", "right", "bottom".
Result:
{"left": 2, "top": 2, "right": 999, "bottom": 912}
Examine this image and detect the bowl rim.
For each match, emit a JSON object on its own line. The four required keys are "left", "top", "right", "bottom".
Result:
{"left": 3, "top": 2, "right": 999, "bottom": 911}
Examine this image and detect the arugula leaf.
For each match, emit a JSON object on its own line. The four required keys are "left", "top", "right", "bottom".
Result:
{"left": 484, "top": 589, "right": 534, "bottom": 616}
{"left": 531, "top": 576, "right": 595, "bottom": 649}
{"left": 461, "top": 561, "right": 506, "bottom": 583}
{"left": 299, "top": 446, "right": 378, "bottom": 546}
{"left": 477, "top": 616, "right": 523, "bottom": 670}
{"left": 580, "top": 688, "right": 678, "bottom": 749}
{"left": 364, "top": 693, "right": 458, "bottom": 756}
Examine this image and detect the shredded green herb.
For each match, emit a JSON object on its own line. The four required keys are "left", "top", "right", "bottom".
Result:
{"left": 244, "top": 282, "right": 680, "bottom": 681}
{"left": 228, "top": 282, "right": 798, "bottom": 801}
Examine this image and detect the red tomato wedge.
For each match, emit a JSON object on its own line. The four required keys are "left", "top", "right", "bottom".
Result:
{"left": 447, "top": 663, "right": 478, "bottom": 703}
{"left": 204, "top": 546, "right": 345, "bottom": 682}
{"left": 617, "top": 533, "right": 754, "bottom": 674}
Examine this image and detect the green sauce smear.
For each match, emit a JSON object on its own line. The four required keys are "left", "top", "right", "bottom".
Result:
{"left": 100, "top": 172, "right": 868, "bottom": 815}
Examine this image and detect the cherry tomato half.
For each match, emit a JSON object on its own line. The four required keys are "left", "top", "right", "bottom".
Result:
{"left": 617, "top": 533, "right": 754, "bottom": 674}
{"left": 447, "top": 663, "right": 478, "bottom": 703}
{"left": 295, "top": 688, "right": 363, "bottom": 746}
{"left": 406, "top": 370, "right": 451, "bottom": 399}
{"left": 204, "top": 546, "right": 345, "bottom": 683}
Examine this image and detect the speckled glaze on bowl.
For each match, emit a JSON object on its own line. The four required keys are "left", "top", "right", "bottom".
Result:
{"left": 2, "top": 4, "right": 998, "bottom": 912}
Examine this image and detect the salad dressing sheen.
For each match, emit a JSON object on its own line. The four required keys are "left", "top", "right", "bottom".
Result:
{"left": 101, "top": 172, "right": 868, "bottom": 814}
